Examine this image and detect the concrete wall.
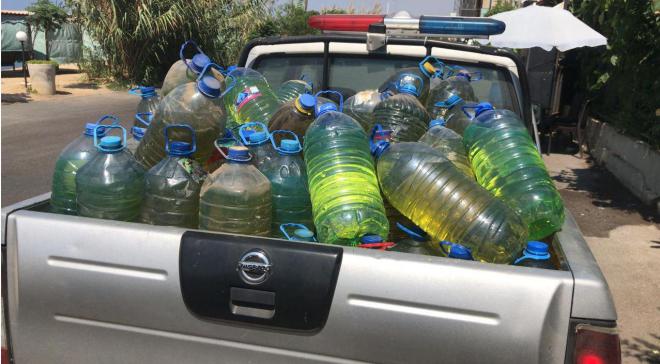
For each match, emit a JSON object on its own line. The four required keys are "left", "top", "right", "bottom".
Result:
{"left": 586, "top": 118, "right": 660, "bottom": 209}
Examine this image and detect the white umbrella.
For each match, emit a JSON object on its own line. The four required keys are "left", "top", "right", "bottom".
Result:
{"left": 479, "top": 4, "right": 607, "bottom": 51}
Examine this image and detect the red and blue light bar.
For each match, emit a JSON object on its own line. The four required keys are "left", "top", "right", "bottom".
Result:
{"left": 307, "top": 14, "right": 505, "bottom": 37}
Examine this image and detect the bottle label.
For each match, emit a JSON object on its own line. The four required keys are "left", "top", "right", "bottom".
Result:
{"left": 235, "top": 86, "right": 262, "bottom": 112}
{"left": 178, "top": 158, "right": 206, "bottom": 184}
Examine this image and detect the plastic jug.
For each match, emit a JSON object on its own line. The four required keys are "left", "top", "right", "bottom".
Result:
{"left": 199, "top": 146, "right": 272, "bottom": 236}
{"left": 50, "top": 114, "right": 120, "bottom": 215}
{"left": 126, "top": 112, "right": 152, "bottom": 155}
{"left": 223, "top": 67, "right": 280, "bottom": 130}
{"left": 418, "top": 118, "right": 475, "bottom": 179}
{"left": 161, "top": 40, "right": 223, "bottom": 96}
{"left": 136, "top": 63, "right": 230, "bottom": 170}
{"left": 463, "top": 103, "right": 565, "bottom": 240}
{"left": 238, "top": 122, "right": 276, "bottom": 171}
{"left": 372, "top": 141, "right": 527, "bottom": 263}
{"left": 304, "top": 90, "right": 389, "bottom": 245}
{"left": 372, "top": 78, "right": 430, "bottom": 142}
{"left": 261, "top": 131, "right": 313, "bottom": 236}
{"left": 513, "top": 241, "right": 556, "bottom": 269}
{"left": 445, "top": 67, "right": 479, "bottom": 103}
{"left": 426, "top": 87, "right": 473, "bottom": 135}
{"left": 140, "top": 125, "right": 206, "bottom": 228}
{"left": 344, "top": 89, "right": 390, "bottom": 132}
{"left": 379, "top": 56, "right": 445, "bottom": 103}
{"left": 268, "top": 93, "right": 316, "bottom": 144}
{"left": 280, "top": 223, "right": 317, "bottom": 242}
{"left": 76, "top": 126, "right": 145, "bottom": 221}
{"left": 275, "top": 75, "right": 313, "bottom": 103}
{"left": 128, "top": 86, "right": 160, "bottom": 126}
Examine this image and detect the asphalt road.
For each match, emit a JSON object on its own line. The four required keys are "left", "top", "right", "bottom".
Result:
{"left": 2, "top": 92, "right": 136, "bottom": 206}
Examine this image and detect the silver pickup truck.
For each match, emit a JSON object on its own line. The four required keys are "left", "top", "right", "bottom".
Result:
{"left": 2, "top": 33, "right": 620, "bottom": 364}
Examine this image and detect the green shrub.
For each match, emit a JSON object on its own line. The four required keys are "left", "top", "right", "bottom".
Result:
{"left": 27, "top": 60, "right": 59, "bottom": 65}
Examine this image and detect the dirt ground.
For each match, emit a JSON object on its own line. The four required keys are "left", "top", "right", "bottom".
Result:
{"left": 1, "top": 64, "right": 116, "bottom": 104}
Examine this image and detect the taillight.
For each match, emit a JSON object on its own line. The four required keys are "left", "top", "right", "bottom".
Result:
{"left": 308, "top": 15, "right": 385, "bottom": 32}
{"left": 574, "top": 324, "right": 621, "bottom": 364}
{"left": 2, "top": 347, "right": 8, "bottom": 364}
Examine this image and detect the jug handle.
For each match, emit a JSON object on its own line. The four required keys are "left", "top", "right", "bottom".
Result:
{"left": 461, "top": 103, "right": 480, "bottom": 119}
{"left": 434, "top": 95, "right": 463, "bottom": 109}
{"left": 419, "top": 55, "right": 446, "bottom": 79}
{"left": 135, "top": 112, "right": 153, "bottom": 128}
{"left": 93, "top": 125, "right": 127, "bottom": 152}
{"left": 128, "top": 87, "right": 141, "bottom": 96}
{"left": 396, "top": 222, "right": 428, "bottom": 242}
{"left": 180, "top": 40, "right": 205, "bottom": 73}
{"left": 299, "top": 74, "right": 313, "bottom": 91}
{"left": 221, "top": 74, "right": 237, "bottom": 99}
{"left": 238, "top": 121, "right": 269, "bottom": 145}
{"left": 314, "top": 90, "right": 344, "bottom": 112}
{"left": 94, "top": 114, "right": 121, "bottom": 126}
{"left": 164, "top": 124, "right": 197, "bottom": 155}
{"left": 213, "top": 136, "right": 238, "bottom": 159}
{"left": 279, "top": 224, "right": 317, "bottom": 242}
{"left": 270, "top": 130, "right": 302, "bottom": 154}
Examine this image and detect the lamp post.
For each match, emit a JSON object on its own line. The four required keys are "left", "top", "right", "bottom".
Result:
{"left": 15, "top": 30, "right": 28, "bottom": 89}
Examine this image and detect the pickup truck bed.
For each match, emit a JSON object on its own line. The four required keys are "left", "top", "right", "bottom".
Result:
{"left": 1, "top": 35, "right": 617, "bottom": 364}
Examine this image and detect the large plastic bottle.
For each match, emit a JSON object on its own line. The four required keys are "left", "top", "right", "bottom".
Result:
{"left": 372, "top": 80, "right": 430, "bottom": 142}
{"left": 463, "top": 103, "right": 565, "bottom": 240}
{"left": 136, "top": 63, "right": 229, "bottom": 170}
{"left": 344, "top": 89, "right": 390, "bottom": 132}
{"left": 418, "top": 118, "right": 475, "bottom": 179}
{"left": 268, "top": 93, "right": 316, "bottom": 144}
{"left": 50, "top": 114, "right": 120, "bottom": 215}
{"left": 378, "top": 56, "right": 445, "bottom": 103}
{"left": 426, "top": 87, "right": 473, "bottom": 135}
{"left": 280, "top": 223, "right": 317, "bottom": 242}
{"left": 238, "top": 122, "right": 276, "bottom": 171}
{"left": 199, "top": 146, "right": 272, "bottom": 236}
{"left": 445, "top": 68, "right": 479, "bottom": 103}
{"left": 261, "top": 131, "right": 313, "bottom": 236}
{"left": 128, "top": 86, "right": 160, "bottom": 126}
{"left": 304, "top": 91, "right": 389, "bottom": 245}
{"left": 513, "top": 241, "right": 556, "bottom": 269}
{"left": 372, "top": 141, "right": 527, "bottom": 263}
{"left": 126, "top": 112, "right": 152, "bottom": 155}
{"left": 161, "top": 40, "right": 223, "bottom": 96}
{"left": 76, "top": 126, "right": 145, "bottom": 221}
{"left": 223, "top": 67, "right": 280, "bottom": 130}
{"left": 140, "top": 125, "right": 206, "bottom": 228}
{"left": 275, "top": 75, "right": 313, "bottom": 104}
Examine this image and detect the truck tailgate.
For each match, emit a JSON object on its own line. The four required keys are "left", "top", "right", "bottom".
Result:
{"left": 4, "top": 204, "right": 573, "bottom": 364}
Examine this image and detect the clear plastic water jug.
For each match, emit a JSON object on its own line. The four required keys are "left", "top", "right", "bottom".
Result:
{"left": 140, "top": 124, "right": 206, "bottom": 228}
{"left": 426, "top": 88, "right": 473, "bottom": 135}
{"left": 372, "top": 141, "right": 527, "bottom": 263}
{"left": 223, "top": 67, "right": 280, "bottom": 130}
{"left": 379, "top": 56, "right": 445, "bottom": 103}
{"left": 126, "top": 112, "right": 152, "bottom": 155}
{"left": 463, "top": 103, "right": 565, "bottom": 240}
{"left": 161, "top": 40, "right": 223, "bottom": 96}
{"left": 261, "top": 131, "right": 313, "bottom": 236}
{"left": 344, "top": 89, "right": 390, "bottom": 132}
{"left": 76, "top": 125, "right": 145, "bottom": 221}
{"left": 275, "top": 75, "right": 313, "bottom": 104}
{"left": 372, "top": 78, "right": 430, "bottom": 142}
{"left": 50, "top": 114, "right": 120, "bottom": 215}
{"left": 128, "top": 86, "right": 161, "bottom": 126}
{"left": 445, "top": 67, "right": 479, "bottom": 103}
{"left": 238, "top": 122, "right": 276, "bottom": 171}
{"left": 199, "top": 146, "right": 272, "bottom": 236}
{"left": 136, "top": 63, "right": 230, "bottom": 169}
{"left": 304, "top": 90, "right": 389, "bottom": 245}
{"left": 418, "top": 118, "right": 475, "bottom": 179}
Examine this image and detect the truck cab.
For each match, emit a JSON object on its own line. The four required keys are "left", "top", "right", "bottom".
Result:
{"left": 2, "top": 26, "right": 620, "bottom": 363}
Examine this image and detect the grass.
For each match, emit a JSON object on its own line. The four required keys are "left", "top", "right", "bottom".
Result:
{"left": 27, "top": 60, "right": 58, "bottom": 65}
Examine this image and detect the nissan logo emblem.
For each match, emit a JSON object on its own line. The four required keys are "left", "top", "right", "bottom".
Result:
{"left": 237, "top": 249, "right": 272, "bottom": 285}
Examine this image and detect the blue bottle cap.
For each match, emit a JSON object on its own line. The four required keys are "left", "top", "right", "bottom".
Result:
{"left": 525, "top": 241, "right": 550, "bottom": 258}
{"left": 139, "top": 86, "right": 157, "bottom": 98}
{"left": 84, "top": 123, "right": 106, "bottom": 137}
{"left": 294, "top": 228, "right": 315, "bottom": 239}
{"left": 168, "top": 141, "right": 194, "bottom": 157}
{"left": 99, "top": 135, "right": 122, "bottom": 151}
{"left": 227, "top": 146, "right": 251, "bottom": 162}
{"left": 474, "top": 102, "right": 494, "bottom": 117}
{"left": 429, "top": 118, "right": 446, "bottom": 128}
{"left": 399, "top": 84, "right": 419, "bottom": 97}
{"left": 226, "top": 65, "right": 238, "bottom": 73}
{"left": 298, "top": 94, "right": 316, "bottom": 110}
{"left": 249, "top": 131, "right": 269, "bottom": 144}
{"left": 131, "top": 126, "right": 146, "bottom": 140}
{"left": 190, "top": 53, "right": 211, "bottom": 74}
{"left": 315, "top": 102, "right": 337, "bottom": 117}
{"left": 197, "top": 75, "right": 221, "bottom": 98}
{"left": 281, "top": 139, "right": 300, "bottom": 152}
{"left": 360, "top": 234, "right": 383, "bottom": 244}
{"left": 448, "top": 244, "right": 473, "bottom": 260}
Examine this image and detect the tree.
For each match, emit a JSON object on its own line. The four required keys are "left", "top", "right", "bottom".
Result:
{"left": 26, "top": 0, "right": 69, "bottom": 59}
{"left": 485, "top": 0, "right": 517, "bottom": 17}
